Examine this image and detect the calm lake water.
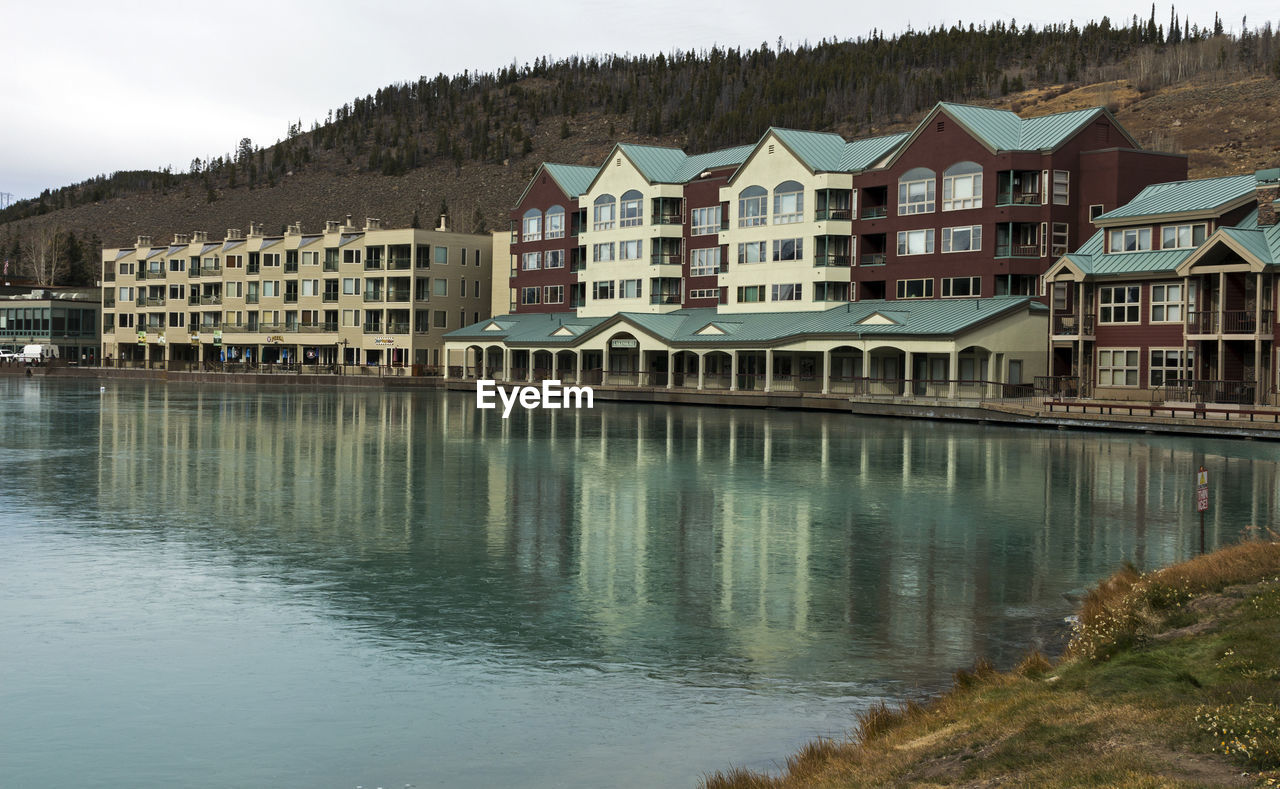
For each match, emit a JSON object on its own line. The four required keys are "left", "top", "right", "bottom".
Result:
{"left": 2, "top": 378, "right": 1277, "bottom": 788}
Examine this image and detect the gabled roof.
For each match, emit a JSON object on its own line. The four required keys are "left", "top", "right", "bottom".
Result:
{"left": 542, "top": 163, "right": 597, "bottom": 198}
{"left": 199, "top": 243, "right": 219, "bottom": 255}
{"left": 113, "top": 249, "right": 135, "bottom": 260}
{"left": 221, "top": 240, "right": 244, "bottom": 252}
{"left": 1094, "top": 173, "right": 1258, "bottom": 223}
{"left": 145, "top": 248, "right": 166, "bottom": 260}
{"left": 770, "top": 128, "right": 850, "bottom": 171}
{"left": 259, "top": 238, "right": 282, "bottom": 251}
{"left": 616, "top": 143, "right": 689, "bottom": 183}
{"left": 167, "top": 245, "right": 186, "bottom": 256}
{"left": 1047, "top": 228, "right": 1192, "bottom": 279}
{"left": 445, "top": 298, "right": 1042, "bottom": 347}
{"left": 841, "top": 133, "right": 910, "bottom": 170}
{"left": 298, "top": 235, "right": 322, "bottom": 248}
{"left": 1218, "top": 226, "right": 1275, "bottom": 265}
{"left": 672, "top": 145, "right": 754, "bottom": 182}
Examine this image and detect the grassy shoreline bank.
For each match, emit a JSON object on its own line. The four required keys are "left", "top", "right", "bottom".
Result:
{"left": 707, "top": 538, "right": 1280, "bottom": 788}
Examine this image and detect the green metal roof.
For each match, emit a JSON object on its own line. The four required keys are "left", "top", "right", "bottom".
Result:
{"left": 1058, "top": 229, "right": 1192, "bottom": 276}
{"left": 616, "top": 144, "right": 689, "bottom": 183}
{"left": 672, "top": 145, "right": 754, "bottom": 182}
{"left": 542, "top": 163, "right": 597, "bottom": 198}
{"left": 1094, "top": 173, "right": 1256, "bottom": 221}
{"left": 937, "top": 103, "right": 1106, "bottom": 152}
{"left": 1219, "top": 226, "right": 1275, "bottom": 264}
{"left": 446, "top": 297, "right": 1041, "bottom": 346}
{"left": 840, "top": 133, "right": 909, "bottom": 170}
{"left": 770, "top": 128, "right": 849, "bottom": 171}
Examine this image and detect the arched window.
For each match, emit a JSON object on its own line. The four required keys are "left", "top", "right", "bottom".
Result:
{"left": 593, "top": 194, "right": 616, "bottom": 231}
{"left": 521, "top": 208, "right": 542, "bottom": 242}
{"left": 773, "top": 180, "right": 804, "bottom": 224}
{"left": 942, "top": 162, "right": 982, "bottom": 211}
{"left": 897, "top": 167, "right": 936, "bottom": 215}
{"left": 545, "top": 205, "right": 565, "bottom": 239}
{"left": 619, "top": 189, "right": 643, "bottom": 227}
{"left": 738, "top": 185, "right": 767, "bottom": 227}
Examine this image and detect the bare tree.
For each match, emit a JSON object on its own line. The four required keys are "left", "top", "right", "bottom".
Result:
{"left": 22, "top": 226, "right": 67, "bottom": 286}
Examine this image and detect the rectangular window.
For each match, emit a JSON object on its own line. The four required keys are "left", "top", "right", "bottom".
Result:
{"left": 342, "top": 309, "right": 360, "bottom": 327}
{"left": 473, "top": 280, "right": 481, "bottom": 299}
{"left": 1051, "top": 223, "right": 1070, "bottom": 256}
{"left": 433, "top": 310, "right": 447, "bottom": 328}
{"left": 1150, "top": 283, "right": 1188, "bottom": 323}
{"left": 415, "top": 277, "right": 430, "bottom": 302}
{"left": 474, "top": 249, "right": 481, "bottom": 266}
{"left": 1149, "top": 348, "right": 1193, "bottom": 387}
{"left": 225, "top": 281, "right": 243, "bottom": 299}
{"left": 898, "top": 178, "right": 935, "bottom": 215}
{"left": 770, "top": 283, "right": 802, "bottom": 301}
{"left": 1099, "top": 285, "right": 1141, "bottom": 323}
{"left": 522, "top": 252, "right": 541, "bottom": 270}
{"left": 942, "top": 172, "right": 982, "bottom": 211}
{"left": 263, "top": 253, "right": 280, "bottom": 267}
{"left": 737, "top": 241, "right": 766, "bottom": 264}
{"left": 593, "top": 201, "right": 616, "bottom": 231}
{"left": 1108, "top": 228, "right": 1152, "bottom": 253}
{"left": 593, "top": 280, "right": 615, "bottom": 300}
{"left": 225, "top": 254, "right": 242, "bottom": 269}
{"left": 521, "top": 287, "right": 541, "bottom": 305}
{"left": 169, "top": 258, "right": 186, "bottom": 272}
{"left": 738, "top": 191, "right": 767, "bottom": 227}
{"left": 813, "top": 282, "right": 850, "bottom": 302}
{"left": 593, "top": 243, "right": 616, "bottom": 263}
{"left": 300, "top": 279, "right": 318, "bottom": 297}
{"left": 1089, "top": 204, "right": 1105, "bottom": 221}
{"left": 941, "top": 276, "right": 981, "bottom": 297}
{"left": 168, "top": 312, "right": 185, "bottom": 328}
{"left": 737, "top": 285, "right": 765, "bottom": 303}
{"left": 433, "top": 279, "right": 448, "bottom": 297}
{"left": 619, "top": 195, "right": 642, "bottom": 227}
{"left": 168, "top": 284, "right": 185, "bottom": 300}
{"left": 691, "top": 206, "right": 722, "bottom": 236}
{"left": 896, "top": 229, "right": 935, "bottom": 256}
{"left": 941, "top": 225, "right": 981, "bottom": 253}
{"left": 896, "top": 278, "right": 934, "bottom": 299}
{"left": 1161, "top": 223, "right": 1208, "bottom": 249}
{"left": 545, "top": 211, "right": 565, "bottom": 239}
{"left": 1053, "top": 282, "right": 1069, "bottom": 311}
{"left": 263, "top": 281, "right": 281, "bottom": 298}
{"left": 1052, "top": 170, "right": 1070, "bottom": 205}
{"left": 434, "top": 246, "right": 448, "bottom": 264}
{"left": 522, "top": 214, "right": 541, "bottom": 242}
{"left": 544, "top": 285, "right": 564, "bottom": 304}
{"left": 690, "top": 248, "right": 720, "bottom": 277}
{"left": 619, "top": 279, "right": 642, "bottom": 299}
{"left": 302, "top": 250, "right": 320, "bottom": 266}
{"left": 459, "top": 248, "right": 468, "bottom": 266}
{"left": 772, "top": 238, "right": 803, "bottom": 262}
{"left": 773, "top": 187, "right": 803, "bottom": 224}
{"left": 620, "top": 240, "right": 643, "bottom": 260}
{"left": 1097, "top": 348, "right": 1139, "bottom": 387}
{"left": 341, "top": 277, "right": 360, "bottom": 295}
{"left": 689, "top": 288, "right": 719, "bottom": 300}
{"left": 545, "top": 249, "right": 564, "bottom": 269}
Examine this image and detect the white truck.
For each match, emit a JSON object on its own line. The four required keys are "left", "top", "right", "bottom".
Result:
{"left": 17, "top": 344, "right": 59, "bottom": 363}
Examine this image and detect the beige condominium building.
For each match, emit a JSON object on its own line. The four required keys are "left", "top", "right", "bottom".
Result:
{"left": 101, "top": 217, "right": 493, "bottom": 370}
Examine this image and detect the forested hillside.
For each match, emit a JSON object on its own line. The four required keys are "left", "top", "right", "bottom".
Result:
{"left": 3, "top": 11, "right": 1278, "bottom": 286}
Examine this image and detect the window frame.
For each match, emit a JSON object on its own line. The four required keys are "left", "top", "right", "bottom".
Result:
{"left": 1097, "top": 347, "right": 1140, "bottom": 387}
{"left": 772, "top": 181, "right": 804, "bottom": 224}
{"left": 1160, "top": 223, "right": 1208, "bottom": 250}
{"left": 1108, "top": 227, "right": 1152, "bottom": 253}
{"left": 1098, "top": 285, "right": 1141, "bottom": 324}
{"left": 691, "top": 206, "right": 721, "bottom": 236}
{"left": 592, "top": 195, "right": 617, "bottom": 231}
{"left": 896, "top": 229, "right": 935, "bottom": 256}
{"left": 895, "top": 278, "right": 934, "bottom": 299}
{"left": 737, "top": 185, "right": 767, "bottom": 227}
{"left": 941, "top": 225, "right": 981, "bottom": 253}
{"left": 897, "top": 168, "right": 936, "bottom": 215}
{"left": 941, "top": 164, "right": 982, "bottom": 211}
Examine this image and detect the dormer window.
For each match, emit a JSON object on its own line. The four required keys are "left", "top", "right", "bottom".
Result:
{"left": 1108, "top": 227, "right": 1152, "bottom": 253}
{"left": 1161, "top": 223, "right": 1207, "bottom": 249}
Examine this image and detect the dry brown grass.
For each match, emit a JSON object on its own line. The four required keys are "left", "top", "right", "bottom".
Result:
{"left": 702, "top": 540, "right": 1280, "bottom": 789}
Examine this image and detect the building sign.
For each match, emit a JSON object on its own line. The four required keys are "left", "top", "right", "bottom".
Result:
{"left": 374, "top": 337, "right": 395, "bottom": 347}
{"left": 611, "top": 338, "right": 638, "bottom": 349}
{"left": 1196, "top": 467, "right": 1209, "bottom": 513}
{"left": 214, "top": 330, "right": 223, "bottom": 346}
{"left": 266, "top": 335, "right": 284, "bottom": 344}
{"left": 136, "top": 332, "right": 145, "bottom": 345}
{"left": 190, "top": 332, "right": 201, "bottom": 344}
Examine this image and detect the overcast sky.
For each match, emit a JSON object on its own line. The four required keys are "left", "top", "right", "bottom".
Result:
{"left": 1, "top": 0, "right": 1274, "bottom": 202}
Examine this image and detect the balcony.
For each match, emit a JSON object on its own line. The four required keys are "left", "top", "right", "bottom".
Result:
{"left": 815, "top": 208, "right": 853, "bottom": 221}
{"left": 284, "top": 294, "right": 298, "bottom": 304}
{"left": 995, "top": 243, "right": 1040, "bottom": 258}
{"left": 1052, "top": 314, "right": 1095, "bottom": 337}
{"left": 246, "top": 294, "right": 260, "bottom": 304}
{"left": 388, "top": 256, "right": 412, "bottom": 270}
{"left": 103, "top": 295, "right": 116, "bottom": 308}
{"left": 322, "top": 293, "right": 339, "bottom": 303}
{"left": 1188, "top": 310, "right": 1274, "bottom": 335}
{"left": 996, "top": 170, "right": 1042, "bottom": 206}
{"left": 135, "top": 295, "right": 166, "bottom": 308}
{"left": 189, "top": 268, "right": 202, "bottom": 278}
{"left": 200, "top": 265, "right": 221, "bottom": 276}
{"left": 861, "top": 253, "right": 887, "bottom": 266}
{"left": 386, "top": 321, "right": 410, "bottom": 334}
{"left": 362, "top": 323, "right": 385, "bottom": 334}
{"left": 997, "top": 190, "right": 1041, "bottom": 206}
{"left": 860, "top": 206, "right": 888, "bottom": 220}
{"left": 199, "top": 295, "right": 222, "bottom": 306}
{"left": 363, "top": 292, "right": 383, "bottom": 303}
{"left": 649, "top": 294, "right": 682, "bottom": 305}
{"left": 653, "top": 212, "right": 682, "bottom": 226}
{"left": 364, "top": 259, "right": 383, "bottom": 271}
{"left": 650, "top": 254, "right": 682, "bottom": 266}
{"left": 814, "top": 254, "right": 851, "bottom": 268}
{"left": 221, "top": 323, "right": 248, "bottom": 333}
{"left": 386, "top": 289, "right": 411, "bottom": 303}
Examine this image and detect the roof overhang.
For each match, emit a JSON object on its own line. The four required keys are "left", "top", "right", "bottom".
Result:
{"left": 1093, "top": 192, "right": 1257, "bottom": 228}
{"left": 1175, "top": 231, "right": 1271, "bottom": 276}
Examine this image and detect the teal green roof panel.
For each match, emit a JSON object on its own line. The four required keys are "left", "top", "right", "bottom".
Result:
{"left": 938, "top": 103, "right": 1106, "bottom": 152}
{"left": 840, "top": 133, "right": 909, "bottom": 170}
{"left": 672, "top": 145, "right": 754, "bottom": 182}
{"left": 543, "top": 163, "right": 598, "bottom": 198}
{"left": 1095, "top": 174, "right": 1256, "bottom": 220}
{"left": 1219, "top": 227, "right": 1275, "bottom": 265}
{"left": 770, "top": 128, "right": 849, "bottom": 171}
{"left": 617, "top": 144, "right": 688, "bottom": 183}
{"left": 1018, "top": 107, "right": 1107, "bottom": 149}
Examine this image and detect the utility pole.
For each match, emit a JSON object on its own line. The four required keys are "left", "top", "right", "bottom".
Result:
{"left": 0, "top": 192, "right": 14, "bottom": 210}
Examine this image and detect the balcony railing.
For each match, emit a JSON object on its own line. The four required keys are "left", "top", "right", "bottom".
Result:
{"left": 364, "top": 260, "right": 383, "bottom": 271}
{"left": 1188, "top": 309, "right": 1274, "bottom": 334}
{"left": 860, "top": 206, "right": 888, "bottom": 219}
{"left": 388, "top": 257, "right": 412, "bottom": 270}
{"left": 385, "top": 290, "right": 411, "bottom": 302}
{"left": 200, "top": 265, "right": 221, "bottom": 275}
{"left": 861, "top": 253, "right": 887, "bottom": 266}
{"left": 362, "top": 324, "right": 385, "bottom": 334}
{"left": 1052, "top": 313, "right": 1096, "bottom": 336}
{"left": 323, "top": 260, "right": 339, "bottom": 272}
{"left": 322, "top": 293, "right": 339, "bottom": 303}
{"left": 649, "top": 294, "right": 682, "bottom": 305}
{"left": 189, "top": 268, "right": 202, "bottom": 278}
{"left": 363, "top": 293, "right": 383, "bottom": 302}
{"left": 246, "top": 295, "right": 259, "bottom": 304}
{"left": 1162, "top": 378, "right": 1260, "bottom": 406}
{"left": 199, "top": 295, "right": 222, "bottom": 305}
{"left": 650, "top": 254, "right": 681, "bottom": 266}
{"left": 386, "top": 321, "right": 410, "bottom": 334}
{"left": 996, "top": 191, "right": 1041, "bottom": 206}
{"left": 135, "top": 295, "right": 166, "bottom": 307}
{"left": 815, "top": 208, "right": 853, "bottom": 221}
{"left": 995, "top": 243, "right": 1040, "bottom": 258}
{"left": 653, "top": 213, "right": 682, "bottom": 226}
{"left": 813, "top": 254, "right": 851, "bottom": 267}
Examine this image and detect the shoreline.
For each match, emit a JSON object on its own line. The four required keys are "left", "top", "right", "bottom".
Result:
{"left": 10, "top": 364, "right": 1280, "bottom": 441}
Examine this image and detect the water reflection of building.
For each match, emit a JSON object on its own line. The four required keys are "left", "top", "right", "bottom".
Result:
{"left": 92, "top": 386, "right": 1278, "bottom": 683}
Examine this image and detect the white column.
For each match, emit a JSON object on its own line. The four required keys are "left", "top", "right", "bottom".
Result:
{"left": 948, "top": 347, "right": 959, "bottom": 399}
{"left": 729, "top": 350, "right": 738, "bottom": 391}
{"left": 764, "top": 349, "right": 773, "bottom": 392}
{"left": 821, "top": 348, "right": 831, "bottom": 394}
{"left": 442, "top": 348, "right": 451, "bottom": 379}
{"left": 576, "top": 349, "right": 583, "bottom": 384}
{"left": 697, "top": 352, "right": 705, "bottom": 390}
{"left": 903, "top": 350, "right": 913, "bottom": 397}
{"left": 527, "top": 351, "right": 535, "bottom": 382}
{"left": 666, "top": 351, "right": 675, "bottom": 389}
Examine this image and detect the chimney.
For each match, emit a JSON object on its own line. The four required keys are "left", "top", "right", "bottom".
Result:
{"left": 437, "top": 213, "right": 449, "bottom": 232}
{"left": 247, "top": 222, "right": 264, "bottom": 238}
{"left": 286, "top": 222, "right": 302, "bottom": 236}
{"left": 344, "top": 214, "right": 356, "bottom": 230}
{"left": 1258, "top": 168, "right": 1280, "bottom": 227}
{"left": 325, "top": 219, "right": 342, "bottom": 233}
{"left": 136, "top": 235, "right": 152, "bottom": 248}
{"left": 192, "top": 230, "right": 208, "bottom": 243}
{"left": 226, "top": 228, "right": 243, "bottom": 240}
{"left": 364, "top": 217, "right": 381, "bottom": 231}
{"left": 172, "top": 233, "right": 190, "bottom": 245}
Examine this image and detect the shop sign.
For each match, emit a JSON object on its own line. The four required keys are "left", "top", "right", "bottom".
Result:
{"left": 266, "top": 335, "right": 284, "bottom": 344}
{"left": 611, "top": 338, "right": 638, "bottom": 349}
{"left": 374, "top": 337, "right": 395, "bottom": 347}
